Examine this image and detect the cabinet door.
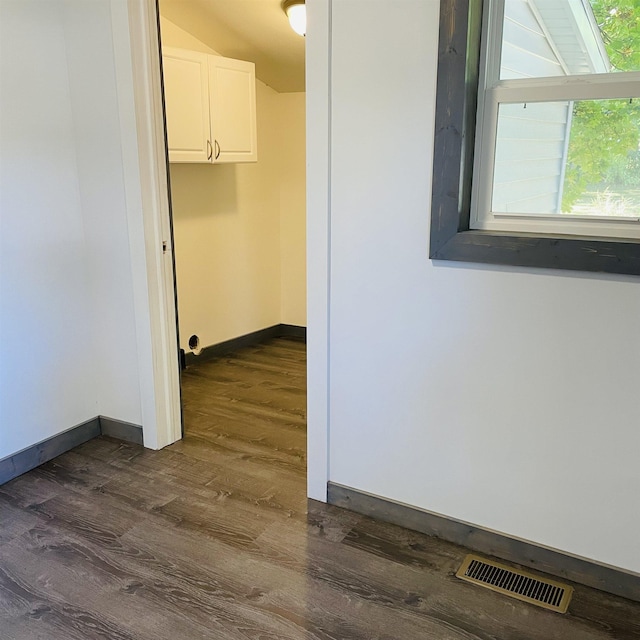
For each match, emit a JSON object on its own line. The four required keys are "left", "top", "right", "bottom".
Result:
{"left": 163, "top": 48, "right": 211, "bottom": 163}
{"left": 209, "top": 56, "right": 257, "bottom": 163}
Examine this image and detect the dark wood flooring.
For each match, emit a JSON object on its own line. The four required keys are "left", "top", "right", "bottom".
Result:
{"left": 1, "top": 337, "right": 639, "bottom": 639}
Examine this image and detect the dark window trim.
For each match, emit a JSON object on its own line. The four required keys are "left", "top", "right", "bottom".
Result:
{"left": 430, "top": 0, "right": 640, "bottom": 276}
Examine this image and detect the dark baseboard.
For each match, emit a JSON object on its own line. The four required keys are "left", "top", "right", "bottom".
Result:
{"left": 99, "top": 416, "right": 144, "bottom": 445}
{"left": 0, "top": 415, "right": 144, "bottom": 486}
{"left": 184, "top": 323, "right": 306, "bottom": 366}
{"left": 327, "top": 482, "right": 640, "bottom": 603}
{"left": 0, "top": 418, "right": 101, "bottom": 485}
{"left": 279, "top": 324, "right": 307, "bottom": 341}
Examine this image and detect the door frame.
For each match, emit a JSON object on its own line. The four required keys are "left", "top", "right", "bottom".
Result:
{"left": 304, "top": 0, "right": 332, "bottom": 501}
{"left": 113, "top": 0, "right": 182, "bottom": 450}
{"left": 122, "top": 0, "right": 331, "bottom": 499}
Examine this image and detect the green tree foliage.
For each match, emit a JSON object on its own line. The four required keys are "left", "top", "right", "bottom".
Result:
{"left": 561, "top": 0, "right": 640, "bottom": 211}
{"left": 563, "top": 99, "right": 640, "bottom": 208}
{"left": 593, "top": 0, "right": 640, "bottom": 71}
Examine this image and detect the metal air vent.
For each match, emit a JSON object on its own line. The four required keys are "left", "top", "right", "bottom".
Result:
{"left": 456, "top": 554, "right": 573, "bottom": 613}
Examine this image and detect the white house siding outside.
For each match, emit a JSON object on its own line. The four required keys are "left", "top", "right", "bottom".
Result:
{"left": 491, "top": 0, "right": 608, "bottom": 214}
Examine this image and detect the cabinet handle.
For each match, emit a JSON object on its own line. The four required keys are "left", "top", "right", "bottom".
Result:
{"left": 207, "top": 140, "right": 213, "bottom": 161}
{"left": 214, "top": 140, "right": 221, "bottom": 160}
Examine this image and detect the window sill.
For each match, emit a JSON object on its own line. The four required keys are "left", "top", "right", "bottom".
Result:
{"left": 430, "top": 228, "right": 640, "bottom": 275}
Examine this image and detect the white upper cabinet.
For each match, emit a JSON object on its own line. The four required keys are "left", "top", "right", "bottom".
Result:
{"left": 209, "top": 56, "right": 257, "bottom": 163}
{"left": 162, "top": 47, "right": 258, "bottom": 164}
{"left": 163, "top": 49, "right": 210, "bottom": 163}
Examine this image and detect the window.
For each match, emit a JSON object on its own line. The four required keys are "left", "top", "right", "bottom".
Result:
{"left": 473, "top": 0, "right": 640, "bottom": 237}
{"left": 430, "top": 0, "right": 640, "bottom": 275}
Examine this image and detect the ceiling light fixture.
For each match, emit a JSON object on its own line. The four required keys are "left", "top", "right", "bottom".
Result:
{"left": 282, "top": 0, "right": 306, "bottom": 36}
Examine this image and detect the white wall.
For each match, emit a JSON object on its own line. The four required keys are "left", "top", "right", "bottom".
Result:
{"left": 0, "top": 0, "right": 143, "bottom": 460}
{"left": 160, "top": 17, "right": 306, "bottom": 351}
{"left": 279, "top": 92, "right": 307, "bottom": 326}
{"left": 0, "top": 0, "right": 97, "bottom": 458}
{"left": 169, "top": 80, "right": 283, "bottom": 348}
{"left": 318, "top": 0, "right": 640, "bottom": 574}
{"left": 63, "top": 1, "right": 142, "bottom": 424}
{"left": 160, "top": 16, "right": 215, "bottom": 54}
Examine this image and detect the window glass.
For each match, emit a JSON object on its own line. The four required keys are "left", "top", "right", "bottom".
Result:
{"left": 492, "top": 97, "right": 640, "bottom": 218}
{"left": 500, "top": 0, "right": 640, "bottom": 80}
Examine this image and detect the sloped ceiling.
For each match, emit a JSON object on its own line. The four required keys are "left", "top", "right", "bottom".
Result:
{"left": 159, "top": 0, "right": 306, "bottom": 93}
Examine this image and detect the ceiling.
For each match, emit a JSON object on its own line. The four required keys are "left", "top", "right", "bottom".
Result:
{"left": 159, "top": 0, "right": 306, "bottom": 93}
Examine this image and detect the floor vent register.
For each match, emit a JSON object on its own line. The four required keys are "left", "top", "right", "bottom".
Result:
{"left": 456, "top": 554, "right": 573, "bottom": 613}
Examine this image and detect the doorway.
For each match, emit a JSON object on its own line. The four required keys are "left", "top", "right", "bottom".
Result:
{"left": 155, "top": 2, "right": 308, "bottom": 464}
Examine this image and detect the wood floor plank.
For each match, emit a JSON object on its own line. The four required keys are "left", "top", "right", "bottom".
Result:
{"left": 0, "top": 497, "right": 42, "bottom": 546}
{"left": 255, "top": 520, "right": 619, "bottom": 640}
{"left": 0, "top": 473, "right": 62, "bottom": 509}
{"left": 181, "top": 390, "right": 306, "bottom": 429}
{"left": 0, "top": 542, "right": 146, "bottom": 640}
{"left": 1, "top": 338, "right": 639, "bottom": 640}
{"left": 169, "top": 431, "right": 305, "bottom": 478}
{"left": 183, "top": 408, "right": 306, "bottom": 459}
{"left": 115, "top": 520, "right": 489, "bottom": 640}
{"left": 0, "top": 529, "right": 223, "bottom": 640}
